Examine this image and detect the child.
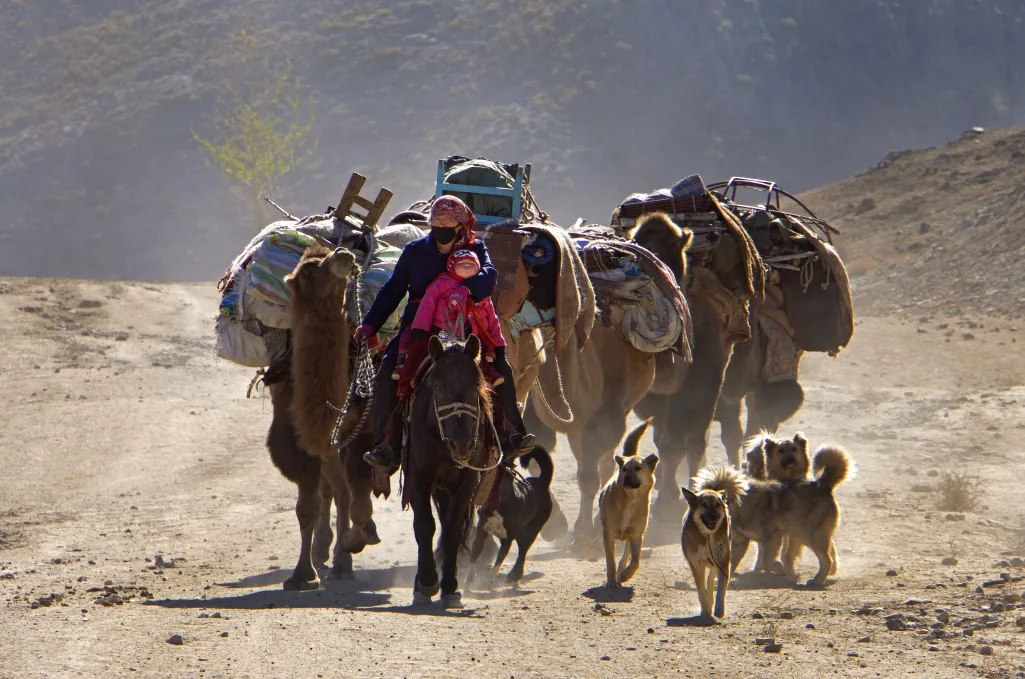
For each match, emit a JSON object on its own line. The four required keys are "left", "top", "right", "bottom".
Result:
{"left": 396, "top": 249, "right": 505, "bottom": 395}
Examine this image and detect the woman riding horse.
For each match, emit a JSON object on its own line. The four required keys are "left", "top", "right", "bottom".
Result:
{"left": 354, "top": 195, "right": 535, "bottom": 472}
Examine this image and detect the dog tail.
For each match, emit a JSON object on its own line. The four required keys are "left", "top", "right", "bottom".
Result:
{"left": 622, "top": 418, "right": 652, "bottom": 457}
{"left": 692, "top": 465, "right": 749, "bottom": 506}
{"left": 519, "top": 445, "right": 554, "bottom": 488}
{"left": 812, "top": 445, "right": 854, "bottom": 490}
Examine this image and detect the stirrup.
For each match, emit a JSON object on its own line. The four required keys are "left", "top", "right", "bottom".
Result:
{"left": 363, "top": 444, "right": 395, "bottom": 470}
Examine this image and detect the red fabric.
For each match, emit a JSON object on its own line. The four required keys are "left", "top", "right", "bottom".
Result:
{"left": 430, "top": 195, "right": 476, "bottom": 250}
{"left": 397, "top": 334, "right": 429, "bottom": 398}
{"left": 411, "top": 273, "right": 505, "bottom": 350}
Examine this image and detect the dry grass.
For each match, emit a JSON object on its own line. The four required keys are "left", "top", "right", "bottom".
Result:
{"left": 935, "top": 470, "right": 982, "bottom": 513}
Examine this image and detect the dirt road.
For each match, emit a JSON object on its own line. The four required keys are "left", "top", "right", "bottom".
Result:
{"left": 2, "top": 276, "right": 1024, "bottom": 679}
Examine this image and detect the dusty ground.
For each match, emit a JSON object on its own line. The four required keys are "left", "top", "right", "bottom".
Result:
{"left": 1, "top": 274, "right": 1024, "bottom": 679}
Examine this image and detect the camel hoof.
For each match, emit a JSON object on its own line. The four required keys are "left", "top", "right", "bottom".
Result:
{"left": 340, "top": 528, "right": 367, "bottom": 554}
{"left": 283, "top": 575, "right": 320, "bottom": 591}
{"left": 441, "top": 592, "right": 464, "bottom": 609}
{"left": 364, "top": 520, "right": 381, "bottom": 546}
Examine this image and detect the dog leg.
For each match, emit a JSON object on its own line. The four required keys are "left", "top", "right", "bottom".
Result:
{"left": 490, "top": 538, "right": 513, "bottom": 583}
{"left": 807, "top": 537, "right": 833, "bottom": 587}
{"left": 689, "top": 562, "right": 711, "bottom": 617}
{"left": 828, "top": 540, "right": 839, "bottom": 576}
{"left": 730, "top": 535, "right": 751, "bottom": 575}
{"left": 713, "top": 552, "right": 730, "bottom": 619}
{"left": 761, "top": 534, "right": 788, "bottom": 576}
{"left": 603, "top": 525, "right": 620, "bottom": 588}
{"left": 618, "top": 537, "right": 642, "bottom": 584}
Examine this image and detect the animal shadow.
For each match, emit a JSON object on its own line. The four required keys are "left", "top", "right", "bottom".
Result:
{"left": 729, "top": 570, "right": 800, "bottom": 590}
{"left": 582, "top": 584, "right": 635, "bottom": 603}
{"left": 667, "top": 615, "right": 718, "bottom": 627}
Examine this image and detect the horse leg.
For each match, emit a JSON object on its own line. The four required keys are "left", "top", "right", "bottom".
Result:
{"left": 410, "top": 483, "right": 439, "bottom": 605}
{"left": 439, "top": 474, "right": 477, "bottom": 608}
{"left": 715, "top": 395, "right": 745, "bottom": 467}
{"left": 319, "top": 451, "right": 354, "bottom": 579}
{"left": 312, "top": 476, "right": 333, "bottom": 567}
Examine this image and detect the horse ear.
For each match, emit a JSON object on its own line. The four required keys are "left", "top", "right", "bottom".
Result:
{"left": 464, "top": 334, "right": 481, "bottom": 361}
{"left": 428, "top": 334, "right": 445, "bottom": 359}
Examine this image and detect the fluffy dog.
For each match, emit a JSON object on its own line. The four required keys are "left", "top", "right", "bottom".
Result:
{"left": 468, "top": 446, "right": 555, "bottom": 584}
{"left": 729, "top": 445, "right": 853, "bottom": 587}
{"left": 742, "top": 431, "right": 812, "bottom": 570}
{"left": 598, "top": 419, "right": 658, "bottom": 589}
{"left": 682, "top": 466, "right": 748, "bottom": 618}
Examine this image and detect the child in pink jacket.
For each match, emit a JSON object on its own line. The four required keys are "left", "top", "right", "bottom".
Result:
{"left": 395, "top": 249, "right": 505, "bottom": 394}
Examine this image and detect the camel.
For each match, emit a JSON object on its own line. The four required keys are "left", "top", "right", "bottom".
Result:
{"left": 263, "top": 245, "right": 377, "bottom": 590}
{"left": 626, "top": 212, "right": 765, "bottom": 529}
{"left": 712, "top": 301, "right": 805, "bottom": 462}
{"left": 516, "top": 224, "right": 694, "bottom": 546}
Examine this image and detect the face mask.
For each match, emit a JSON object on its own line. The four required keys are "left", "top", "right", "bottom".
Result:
{"left": 431, "top": 227, "right": 458, "bottom": 245}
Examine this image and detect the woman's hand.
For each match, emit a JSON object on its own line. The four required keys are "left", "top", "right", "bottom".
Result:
{"left": 353, "top": 323, "right": 378, "bottom": 349}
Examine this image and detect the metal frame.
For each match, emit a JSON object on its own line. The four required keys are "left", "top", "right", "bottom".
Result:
{"left": 707, "top": 176, "right": 838, "bottom": 243}
{"left": 434, "top": 160, "right": 532, "bottom": 226}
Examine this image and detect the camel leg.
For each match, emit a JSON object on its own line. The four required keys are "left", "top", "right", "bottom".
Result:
{"left": 715, "top": 396, "right": 745, "bottom": 467}
{"left": 319, "top": 451, "right": 354, "bottom": 579}
{"left": 744, "top": 381, "right": 805, "bottom": 439}
{"left": 312, "top": 476, "right": 333, "bottom": 567}
{"left": 569, "top": 429, "right": 600, "bottom": 544}
{"left": 523, "top": 393, "right": 558, "bottom": 452}
{"left": 650, "top": 415, "right": 686, "bottom": 524}
{"left": 340, "top": 440, "right": 375, "bottom": 553}
{"left": 410, "top": 483, "right": 439, "bottom": 605}
{"left": 283, "top": 472, "right": 322, "bottom": 591}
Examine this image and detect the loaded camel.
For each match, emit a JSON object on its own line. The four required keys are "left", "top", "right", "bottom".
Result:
{"left": 262, "top": 245, "right": 378, "bottom": 590}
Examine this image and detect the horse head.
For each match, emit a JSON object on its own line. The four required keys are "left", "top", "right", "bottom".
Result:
{"left": 423, "top": 333, "right": 491, "bottom": 465}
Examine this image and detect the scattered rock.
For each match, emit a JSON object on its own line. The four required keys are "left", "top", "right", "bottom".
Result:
{"left": 885, "top": 569, "right": 899, "bottom": 576}
{"left": 854, "top": 197, "right": 877, "bottom": 215}
{"left": 167, "top": 634, "right": 184, "bottom": 646}
{"left": 978, "top": 645, "right": 994, "bottom": 656}
{"left": 963, "top": 332, "right": 976, "bottom": 340}
{"left": 886, "top": 617, "right": 909, "bottom": 631}
{"left": 754, "top": 637, "right": 775, "bottom": 645}
{"left": 600, "top": 655, "right": 611, "bottom": 661}
{"left": 942, "top": 557, "right": 959, "bottom": 566}
{"left": 937, "top": 611, "right": 950, "bottom": 624}
{"left": 917, "top": 222, "right": 930, "bottom": 234}
{"left": 763, "top": 643, "right": 783, "bottom": 653}
{"left": 777, "top": 611, "right": 794, "bottom": 620}
{"left": 1012, "top": 558, "right": 1024, "bottom": 568}
{"left": 751, "top": 611, "right": 765, "bottom": 619}
{"left": 220, "top": 632, "right": 229, "bottom": 637}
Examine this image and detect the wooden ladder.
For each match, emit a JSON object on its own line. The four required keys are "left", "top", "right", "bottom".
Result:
{"left": 332, "top": 172, "right": 394, "bottom": 231}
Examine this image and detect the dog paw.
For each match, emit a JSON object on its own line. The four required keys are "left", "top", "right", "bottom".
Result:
{"left": 605, "top": 580, "right": 620, "bottom": 589}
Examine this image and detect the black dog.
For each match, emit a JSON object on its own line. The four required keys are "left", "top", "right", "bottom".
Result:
{"left": 468, "top": 446, "right": 555, "bottom": 584}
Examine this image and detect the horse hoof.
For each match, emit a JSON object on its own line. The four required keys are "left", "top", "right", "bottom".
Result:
{"left": 412, "top": 590, "right": 432, "bottom": 606}
{"left": 340, "top": 528, "right": 367, "bottom": 554}
{"left": 414, "top": 576, "right": 440, "bottom": 599}
{"left": 441, "top": 593, "right": 464, "bottom": 609}
{"left": 364, "top": 520, "right": 382, "bottom": 546}
{"left": 283, "top": 576, "right": 320, "bottom": 591}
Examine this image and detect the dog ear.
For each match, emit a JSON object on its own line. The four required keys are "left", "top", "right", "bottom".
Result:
{"left": 793, "top": 431, "right": 808, "bottom": 450}
{"left": 642, "top": 453, "right": 659, "bottom": 470}
{"left": 614, "top": 455, "right": 628, "bottom": 469}
{"left": 763, "top": 439, "right": 777, "bottom": 456}
{"left": 681, "top": 487, "right": 699, "bottom": 508}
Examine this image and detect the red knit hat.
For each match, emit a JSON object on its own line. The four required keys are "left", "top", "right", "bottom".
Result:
{"left": 447, "top": 249, "right": 480, "bottom": 280}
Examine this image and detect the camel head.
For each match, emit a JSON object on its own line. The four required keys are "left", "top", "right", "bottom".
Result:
{"left": 627, "top": 212, "right": 694, "bottom": 283}
{"left": 284, "top": 245, "right": 359, "bottom": 312}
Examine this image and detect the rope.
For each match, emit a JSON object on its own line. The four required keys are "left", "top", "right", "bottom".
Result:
{"left": 330, "top": 271, "right": 377, "bottom": 454}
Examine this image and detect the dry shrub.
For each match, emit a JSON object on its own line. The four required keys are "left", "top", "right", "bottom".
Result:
{"left": 935, "top": 470, "right": 982, "bottom": 512}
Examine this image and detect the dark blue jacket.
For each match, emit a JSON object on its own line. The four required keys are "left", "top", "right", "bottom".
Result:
{"left": 362, "top": 235, "right": 497, "bottom": 335}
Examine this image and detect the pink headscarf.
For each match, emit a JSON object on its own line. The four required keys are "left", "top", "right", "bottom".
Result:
{"left": 429, "top": 195, "right": 476, "bottom": 249}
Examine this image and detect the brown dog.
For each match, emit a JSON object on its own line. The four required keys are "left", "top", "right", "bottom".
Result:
{"left": 742, "top": 431, "right": 811, "bottom": 570}
{"left": 598, "top": 419, "right": 658, "bottom": 589}
{"left": 729, "top": 445, "right": 853, "bottom": 587}
{"left": 682, "top": 466, "right": 748, "bottom": 618}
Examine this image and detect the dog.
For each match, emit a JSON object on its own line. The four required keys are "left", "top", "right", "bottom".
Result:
{"left": 598, "top": 419, "right": 658, "bottom": 589}
{"left": 728, "top": 444, "right": 853, "bottom": 587}
{"left": 682, "top": 466, "right": 748, "bottom": 619}
{"left": 468, "top": 445, "right": 555, "bottom": 584}
{"left": 742, "top": 431, "right": 812, "bottom": 570}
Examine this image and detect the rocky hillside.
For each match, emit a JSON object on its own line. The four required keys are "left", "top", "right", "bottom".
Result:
{"left": 801, "top": 126, "right": 1025, "bottom": 321}
{"left": 1, "top": 0, "right": 1024, "bottom": 281}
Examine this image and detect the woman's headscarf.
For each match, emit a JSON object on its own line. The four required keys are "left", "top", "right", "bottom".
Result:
{"left": 429, "top": 195, "right": 476, "bottom": 249}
